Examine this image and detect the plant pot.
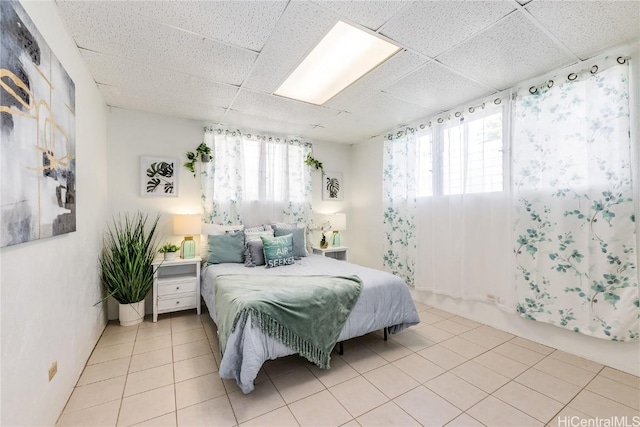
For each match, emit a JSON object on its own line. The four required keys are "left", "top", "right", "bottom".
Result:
{"left": 200, "top": 154, "right": 211, "bottom": 163}
{"left": 119, "top": 301, "right": 145, "bottom": 326}
{"left": 164, "top": 251, "right": 177, "bottom": 261}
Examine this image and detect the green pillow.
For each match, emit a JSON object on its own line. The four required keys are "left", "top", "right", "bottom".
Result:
{"left": 261, "top": 234, "right": 295, "bottom": 268}
{"left": 274, "top": 226, "right": 306, "bottom": 258}
{"left": 207, "top": 231, "right": 244, "bottom": 264}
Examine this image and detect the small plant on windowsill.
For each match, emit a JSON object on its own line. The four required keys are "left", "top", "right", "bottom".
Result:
{"left": 184, "top": 142, "right": 212, "bottom": 177}
{"left": 305, "top": 153, "right": 324, "bottom": 174}
{"left": 159, "top": 243, "right": 180, "bottom": 261}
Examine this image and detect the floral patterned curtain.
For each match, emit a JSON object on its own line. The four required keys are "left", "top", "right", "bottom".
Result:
{"left": 512, "top": 61, "right": 638, "bottom": 341}
{"left": 202, "top": 127, "right": 313, "bottom": 226}
{"left": 382, "top": 129, "right": 418, "bottom": 286}
{"left": 202, "top": 128, "right": 244, "bottom": 225}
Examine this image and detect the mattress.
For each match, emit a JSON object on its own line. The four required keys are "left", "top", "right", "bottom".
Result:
{"left": 201, "top": 254, "right": 419, "bottom": 393}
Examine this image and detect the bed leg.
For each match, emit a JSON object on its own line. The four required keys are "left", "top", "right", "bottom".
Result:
{"left": 383, "top": 327, "right": 388, "bottom": 341}
{"left": 338, "top": 342, "right": 344, "bottom": 355}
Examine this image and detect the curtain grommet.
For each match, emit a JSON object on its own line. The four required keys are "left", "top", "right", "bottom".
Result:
{"left": 529, "top": 86, "right": 537, "bottom": 94}
{"left": 437, "top": 118, "right": 444, "bottom": 124}
{"left": 590, "top": 65, "right": 598, "bottom": 74}
{"left": 454, "top": 112, "right": 461, "bottom": 118}
{"left": 547, "top": 80, "right": 554, "bottom": 88}
{"left": 568, "top": 73, "right": 577, "bottom": 81}
{"left": 469, "top": 107, "right": 475, "bottom": 113}
{"left": 617, "top": 56, "right": 626, "bottom": 64}
{"left": 494, "top": 98, "right": 501, "bottom": 105}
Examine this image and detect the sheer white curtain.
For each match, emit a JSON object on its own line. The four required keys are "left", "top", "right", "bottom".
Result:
{"left": 414, "top": 105, "right": 513, "bottom": 307}
{"left": 202, "top": 128, "right": 312, "bottom": 227}
{"left": 383, "top": 104, "right": 513, "bottom": 306}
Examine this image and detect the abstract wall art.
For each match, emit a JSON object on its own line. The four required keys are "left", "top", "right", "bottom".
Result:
{"left": 140, "top": 156, "right": 178, "bottom": 197}
{"left": 1, "top": 0, "right": 77, "bottom": 247}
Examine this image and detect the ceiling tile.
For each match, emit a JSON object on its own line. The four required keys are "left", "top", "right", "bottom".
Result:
{"left": 311, "top": 1, "right": 409, "bottom": 31}
{"left": 242, "top": 1, "right": 337, "bottom": 94}
{"left": 118, "top": 1, "right": 288, "bottom": 52}
{"left": 324, "top": 50, "right": 429, "bottom": 111}
{"left": 380, "top": 1, "right": 516, "bottom": 57}
{"left": 308, "top": 112, "right": 386, "bottom": 143}
{"left": 220, "top": 110, "right": 315, "bottom": 138}
{"left": 384, "top": 61, "right": 494, "bottom": 111}
{"left": 231, "top": 90, "right": 341, "bottom": 126}
{"left": 526, "top": 1, "right": 640, "bottom": 59}
{"left": 56, "top": 1, "right": 257, "bottom": 85}
{"left": 99, "top": 85, "right": 226, "bottom": 123}
{"left": 82, "top": 50, "right": 238, "bottom": 109}
{"left": 342, "top": 93, "right": 437, "bottom": 133}
{"left": 438, "top": 11, "right": 576, "bottom": 90}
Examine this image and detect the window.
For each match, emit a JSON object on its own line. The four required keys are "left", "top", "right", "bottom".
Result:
{"left": 417, "top": 109, "right": 504, "bottom": 197}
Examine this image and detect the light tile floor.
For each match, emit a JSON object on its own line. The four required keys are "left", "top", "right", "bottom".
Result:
{"left": 57, "top": 302, "right": 640, "bottom": 426}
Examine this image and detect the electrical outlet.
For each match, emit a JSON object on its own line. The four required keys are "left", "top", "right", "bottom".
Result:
{"left": 48, "top": 361, "right": 57, "bottom": 382}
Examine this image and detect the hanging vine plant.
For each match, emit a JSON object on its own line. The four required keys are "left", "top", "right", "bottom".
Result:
{"left": 184, "top": 142, "right": 212, "bottom": 177}
{"left": 305, "top": 153, "right": 324, "bottom": 174}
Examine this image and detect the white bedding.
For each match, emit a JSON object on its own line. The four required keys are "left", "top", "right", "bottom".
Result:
{"left": 201, "top": 254, "right": 419, "bottom": 393}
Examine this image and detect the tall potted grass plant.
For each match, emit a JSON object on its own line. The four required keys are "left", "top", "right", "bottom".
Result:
{"left": 99, "top": 212, "right": 160, "bottom": 326}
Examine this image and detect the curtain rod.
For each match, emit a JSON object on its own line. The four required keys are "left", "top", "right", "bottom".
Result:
{"left": 203, "top": 126, "right": 313, "bottom": 147}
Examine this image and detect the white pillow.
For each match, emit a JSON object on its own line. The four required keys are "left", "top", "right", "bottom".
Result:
{"left": 245, "top": 229, "right": 274, "bottom": 243}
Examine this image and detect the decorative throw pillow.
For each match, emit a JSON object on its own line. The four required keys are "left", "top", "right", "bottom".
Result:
{"left": 244, "top": 240, "right": 265, "bottom": 267}
{"left": 273, "top": 224, "right": 306, "bottom": 258}
{"left": 207, "top": 231, "right": 244, "bottom": 264}
{"left": 261, "top": 234, "right": 295, "bottom": 268}
{"left": 245, "top": 229, "right": 274, "bottom": 243}
{"left": 201, "top": 223, "right": 244, "bottom": 256}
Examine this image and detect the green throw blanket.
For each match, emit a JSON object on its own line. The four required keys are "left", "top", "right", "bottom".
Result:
{"left": 215, "top": 274, "right": 362, "bottom": 369}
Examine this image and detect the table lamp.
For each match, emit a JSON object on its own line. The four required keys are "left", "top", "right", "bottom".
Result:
{"left": 173, "top": 214, "right": 201, "bottom": 259}
{"left": 330, "top": 213, "right": 346, "bottom": 247}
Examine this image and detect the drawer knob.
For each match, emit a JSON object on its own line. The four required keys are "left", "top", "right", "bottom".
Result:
{"left": 176, "top": 286, "right": 180, "bottom": 290}
{"left": 176, "top": 301, "right": 180, "bottom": 305}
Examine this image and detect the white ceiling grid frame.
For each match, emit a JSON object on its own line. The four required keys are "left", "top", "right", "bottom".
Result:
{"left": 241, "top": 1, "right": 338, "bottom": 94}
{"left": 116, "top": 0, "right": 288, "bottom": 52}
{"left": 524, "top": 1, "right": 640, "bottom": 60}
{"left": 438, "top": 11, "right": 577, "bottom": 90}
{"left": 55, "top": 0, "right": 257, "bottom": 86}
{"left": 99, "top": 85, "right": 227, "bottom": 123}
{"left": 383, "top": 61, "right": 495, "bottom": 112}
{"left": 231, "top": 89, "right": 341, "bottom": 126}
{"left": 379, "top": 1, "right": 518, "bottom": 58}
{"left": 310, "top": 0, "right": 410, "bottom": 32}
{"left": 81, "top": 50, "right": 239, "bottom": 110}
{"left": 324, "top": 50, "right": 429, "bottom": 112}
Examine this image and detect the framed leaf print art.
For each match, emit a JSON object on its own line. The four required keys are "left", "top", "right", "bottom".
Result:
{"left": 140, "top": 156, "right": 178, "bottom": 197}
{"left": 322, "top": 172, "right": 343, "bottom": 201}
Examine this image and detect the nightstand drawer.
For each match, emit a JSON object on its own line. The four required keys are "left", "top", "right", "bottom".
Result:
{"left": 158, "top": 278, "right": 197, "bottom": 296}
{"left": 157, "top": 294, "right": 197, "bottom": 311}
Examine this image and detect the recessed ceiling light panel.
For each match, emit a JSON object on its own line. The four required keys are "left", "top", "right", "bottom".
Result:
{"left": 274, "top": 21, "right": 401, "bottom": 105}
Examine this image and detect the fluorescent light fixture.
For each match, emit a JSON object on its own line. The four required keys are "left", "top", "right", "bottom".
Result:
{"left": 274, "top": 21, "right": 401, "bottom": 105}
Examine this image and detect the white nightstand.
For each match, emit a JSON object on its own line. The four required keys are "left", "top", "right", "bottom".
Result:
{"left": 312, "top": 246, "right": 348, "bottom": 261}
{"left": 152, "top": 256, "right": 201, "bottom": 322}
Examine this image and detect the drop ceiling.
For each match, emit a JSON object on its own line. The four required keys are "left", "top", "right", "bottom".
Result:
{"left": 55, "top": 0, "right": 640, "bottom": 144}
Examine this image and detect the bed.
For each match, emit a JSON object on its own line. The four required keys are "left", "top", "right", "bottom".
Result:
{"left": 201, "top": 254, "right": 420, "bottom": 393}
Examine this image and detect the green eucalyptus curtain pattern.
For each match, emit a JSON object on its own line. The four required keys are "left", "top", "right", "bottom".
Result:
{"left": 382, "top": 129, "right": 418, "bottom": 286}
{"left": 512, "top": 62, "right": 638, "bottom": 341}
{"left": 202, "top": 127, "right": 313, "bottom": 227}
{"left": 202, "top": 129, "right": 244, "bottom": 225}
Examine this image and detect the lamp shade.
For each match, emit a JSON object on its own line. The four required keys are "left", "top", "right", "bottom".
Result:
{"left": 330, "top": 213, "right": 346, "bottom": 231}
{"left": 173, "top": 214, "right": 201, "bottom": 236}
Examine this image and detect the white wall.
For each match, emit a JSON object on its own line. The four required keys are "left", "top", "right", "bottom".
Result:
{"left": 349, "top": 139, "right": 384, "bottom": 268}
{"left": 308, "top": 141, "right": 352, "bottom": 248}
{"left": 0, "top": 1, "right": 109, "bottom": 425}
